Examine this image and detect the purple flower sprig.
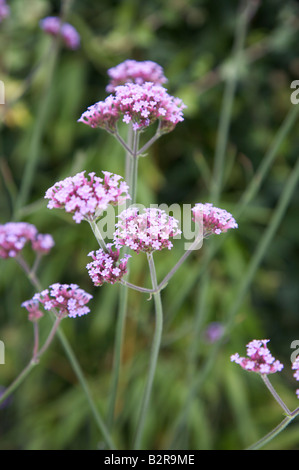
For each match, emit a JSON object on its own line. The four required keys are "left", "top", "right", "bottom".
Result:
{"left": 40, "top": 16, "right": 80, "bottom": 50}
{"left": 78, "top": 82, "right": 186, "bottom": 137}
{"left": 0, "top": 222, "right": 54, "bottom": 259}
{"left": 45, "top": 170, "right": 130, "bottom": 224}
{"left": 23, "top": 283, "right": 93, "bottom": 319}
{"left": 231, "top": 339, "right": 284, "bottom": 375}
{"left": 106, "top": 59, "right": 168, "bottom": 93}
{"left": 192, "top": 203, "right": 238, "bottom": 237}
{"left": 0, "top": 0, "right": 9, "bottom": 23}
{"left": 113, "top": 207, "right": 181, "bottom": 254}
{"left": 87, "top": 244, "right": 131, "bottom": 286}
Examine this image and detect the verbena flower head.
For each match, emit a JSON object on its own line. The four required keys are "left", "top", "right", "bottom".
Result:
{"left": 231, "top": 339, "right": 284, "bottom": 375}
{"left": 45, "top": 171, "right": 130, "bottom": 223}
{"left": 192, "top": 203, "right": 238, "bottom": 237}
{"left": 114, "top": 207, "right": 181, "bottom": 254}
{"left": 87, "top": 244, "right": 131, "bottom": 286}
{"left": 26, "top": 283, "right": 93, "bottom": 319}
{"left": 106, "top": 60, "right": 168, "bottom": 93}
{"left": 40, "top": 16, "right": 80, "bottom": 50}
{"left": 78, "top": 82, "right": 186, "bottom": 133}
{"left": 0, "top": 0, "right": 9, "bottom": 22}
{"left": 292, "top": 357, "right": 299, "bottom": 399}
{"left": 21, "top": 299, "right": 44, "bottom": 322}
{"left": 0, "top": 222, "right": 54, "bottom": 258}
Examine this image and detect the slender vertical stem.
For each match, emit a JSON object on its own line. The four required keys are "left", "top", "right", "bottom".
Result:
{"left": 13, "top": 41, "right": 60, "bottom": 219}
{"left": 211, "top": 1, "right": 254, "bottom": 204}
{"left": 14, "top": 256, "right": 116, "bottom": 450}
{"left": 107, "top": 129, "right": 140, "bottom": 428}
{"left": 134, "top": 252, "right": 163, "bottom": 449}
{"left": 88, "top": 219, "right": 107, "bottom": 251}
{"left": 261, "top": 374, "right": 291, "bottom": 415}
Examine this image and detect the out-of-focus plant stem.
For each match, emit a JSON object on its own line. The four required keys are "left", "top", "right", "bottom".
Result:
{"left": 134, "top": 252, "right": 163, "bottom": 450}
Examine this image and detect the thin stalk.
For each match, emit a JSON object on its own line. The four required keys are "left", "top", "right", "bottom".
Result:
{"left": 13, "top": 40, "right": 60, "bottom": 219}
{"left": 247, "top": 415, "right": 294, "bottom": 450}
{"left": 134, "top": 252, "right": 163, "bottom": 449}
{"left": 137, "top": 122, "right": 162, "bottom": 156}
{"left": 158, "top": 235, "right": 203, "bottom": 291}
{"left": 107, "top": 128, "right": 140, "bottom": 428}
{"left": 88, "top": 219, "right": 107, "bottom": 251}
{"left": 14, "top": 256, "right": 116, "bottom": 450}
{"left": 261, "top": 375, "right": 291, "bottom": 415}
{"left": 0, "top": 316, "right": 61, "bottom": 406}
{"left": 169, "top": 156, "right": 299, "bottom": 446}
{"left": 211, "top": 1, "right": 253, "bottom": 204}
{"left": 247, "top": 407, "right": 299, "bottom": 450}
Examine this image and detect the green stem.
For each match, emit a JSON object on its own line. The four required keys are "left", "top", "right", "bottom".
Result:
{"left": 107, "top": 128, "right": 140, "bottom": 429}
{"left": 261, "top": 374, "right": 291, "bottom": 416}
{"left": 88, "top": 219, "right": 107, "bottom": 251}
{"left": 247, "top": 415, "right": 294, "bottom": 450}
{"left": 134, "top": 252, "right": 163, "bottom": 449}
{"left": 211, "top": 1, "right": 253, "bottom": 204}
{"left": 169, "top": 156, "right": 299, "bottom": 446}
{"left": 14, "top": 256, "right": 116, "bottom": 450}
{"left": 13, "top": 40, "right": 60, "bottom": 219}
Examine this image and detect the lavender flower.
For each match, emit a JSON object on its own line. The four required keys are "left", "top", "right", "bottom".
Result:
{"left": 21, "top": 299, "right": 44, "bottom": 322}
{"left": 0, "top": 0, "right": 9, "bottom": 22}
{"left": 0, "top": 222, "right": 54, "bottom": 258}
{"left": 231, "top": 339, "right": 284, "bottom": 375}
{"left": 192, "top": 203, "right": 238, "bottom": 237}
{"left": 45, "top": 171, "right": 130, "bottom": 223}
{"left": 292, "top": 357, "right": 299, "bottom": 399}
{"left": 87, "top": 244, "right": 131, "bottom": 286}
{"left": 40, "top": 16, "right": 80, "bottom": 50}
{"left": 114, "top": 207, "right": 181, "bottom": 254}
{"left": 106, "top": 60, "right": 168, "bottom": 93}
{"left": 78, "top": 82, "right": 186, "bottom": 133}
{"left": 24, "top": 283, "right": 93, "bottom": 319}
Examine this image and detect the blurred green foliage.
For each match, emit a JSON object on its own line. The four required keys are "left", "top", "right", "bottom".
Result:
{"left": 1, "top": 0, "right": 299, "bottom": 450}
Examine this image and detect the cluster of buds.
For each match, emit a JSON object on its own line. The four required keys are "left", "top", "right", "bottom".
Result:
{"left": 114, "top": 207, "right": 181, "bottom": 254}
{"left": 22, "top": 283, "right": 93, "bottom": 319}
{"left": 39, "top": 16, "right": 80, "bottom": 50}
{"left": 45, "top": 171, "right": 130, "bottom": 223}
{"left": 78, "top": 82, "right": 186, "bottom": 133}
{"left": 0, "top": 0, "right": 9, "bottom": 22}
{"left": 106, "top": 59, "right": 167, "bottom": 92}
{"left": 192, "top": 203, "right": 238, "bottom": 237}
{"left": 0, "top": 222, "right": 54, "bottom": 259}
{"left": 86, "top": 244, "right": 130, "bottom": 286}
{"left": 230, "top": 340, "right": 284, "bottom": 375}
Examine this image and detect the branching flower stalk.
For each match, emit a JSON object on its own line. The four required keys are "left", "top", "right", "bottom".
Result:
{"left": 3, "top": 251, "right": 116, "bottom": 450}
{"left": 134, "top": 252, "right": 164, "bottom": 449}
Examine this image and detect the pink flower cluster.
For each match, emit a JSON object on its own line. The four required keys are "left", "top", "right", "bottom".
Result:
{"left": 23, "top": 283, "right": 93, "bottom": 319}
{"left": 40, "top": 16, "right": 80, "bottom": 50}
{"left": 292, "top": 357, "right": 299, "bottom": 399}
{"left": 230, "top": 339, "right": 284, "bottom": 375}
{"left": 78, "top": 82, "right": 186, "bottom": 133}
{"left": 0, "top": 0, "right": 9, "bottom": 22}
{"left": 0, "top": 222, "right": 54, "bottom": 258}
{"left": 106, "top": 60, "right": 167, "bottom": 93}
{"left": 192, "top": 203, "right": 238, "bottom": 236}
{"left": 45, "top": 171, "right": 130, "bottom": 223}
{"left": 87, "top": 244, "right": 131, "bottom": 286}
{"left": 21, "top": 299, "right": 44, "bottom": 322}
{"left": 114, "top": 207, "right": 181, "bottom": 254}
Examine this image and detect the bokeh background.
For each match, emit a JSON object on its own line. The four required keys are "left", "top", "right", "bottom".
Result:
{"left": 1, "top": 0, "right": 299, "bottom": 450}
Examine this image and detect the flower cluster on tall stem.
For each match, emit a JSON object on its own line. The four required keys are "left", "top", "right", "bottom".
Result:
{"left": 106, "top": 59, "right": 168, "bottom": 92}
{"left": 23, "top": 283, "right": 93, "bottom": 319}
{"left": 113, "top": 207, "right": 181, "bottom": 254}
{"left": 45, "top": 170, "right": 130, "bottom": 223}
{"left": 0, "top": 222, "right": 54, "bottom": 259}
